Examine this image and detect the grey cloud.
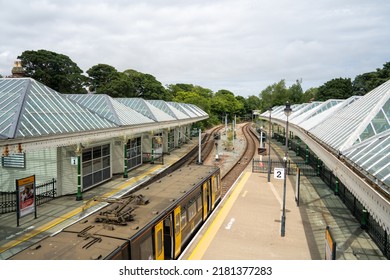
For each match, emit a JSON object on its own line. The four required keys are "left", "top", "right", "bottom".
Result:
{"left": 1, "top": 0, "right": 389, "bottom": 96}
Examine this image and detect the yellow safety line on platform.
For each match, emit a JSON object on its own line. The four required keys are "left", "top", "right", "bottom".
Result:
{"left": 0, "top": 165, "right": 162, "bottom": 254}
{"left": 188, "top": 171, "right": 251, "bottom": 260}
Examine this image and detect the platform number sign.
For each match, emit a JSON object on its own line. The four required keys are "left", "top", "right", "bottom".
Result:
{"left": 274, "top": 168, "right": 285, "bottom": 180}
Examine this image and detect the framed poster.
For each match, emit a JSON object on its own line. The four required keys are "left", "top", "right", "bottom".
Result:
{"left": 16, "top": 175, "right": 37, "bottom": 226}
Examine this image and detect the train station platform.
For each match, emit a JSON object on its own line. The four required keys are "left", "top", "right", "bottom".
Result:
{"left": 180, "top": 141, "right": 387, "bottom": 260}
{"left": 0, "top": 140, "right": 199, "bottom": 260}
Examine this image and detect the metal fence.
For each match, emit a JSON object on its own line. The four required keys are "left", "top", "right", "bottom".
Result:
{"left": 142, "top": 152, "right": 164, "bottom": 165}
{"left": 252, "top": 159, "right": 317, "bottom": 177}
{"left": 0, "top": 178, "right": 57, "bottom": 214}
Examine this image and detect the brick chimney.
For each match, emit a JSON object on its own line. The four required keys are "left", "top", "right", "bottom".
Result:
{"left": 11, "top": 60, "right": 25, "bottom": 78}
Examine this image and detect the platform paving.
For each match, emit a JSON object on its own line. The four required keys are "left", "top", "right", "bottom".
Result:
{"left": 179, "top": 132, "right": 387, "bottom": 260}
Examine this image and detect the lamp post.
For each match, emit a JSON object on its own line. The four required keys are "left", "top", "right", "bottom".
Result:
{"left": 267, "top": 107, "right": 272, "bottom": 182}
{"left": 281, "top": 101, "right": 292, "bottom": 237}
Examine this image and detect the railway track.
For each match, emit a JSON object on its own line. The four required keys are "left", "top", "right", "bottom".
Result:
{"left": 220, "top": 122, "right": 258, "bottom": 197}
{"left": 186, "top": 125, "right": 223, "bottom": 165}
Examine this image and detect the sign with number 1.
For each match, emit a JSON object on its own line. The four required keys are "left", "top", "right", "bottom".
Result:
{"left": 274, "top": 168, "right": 285, "bottom": 179}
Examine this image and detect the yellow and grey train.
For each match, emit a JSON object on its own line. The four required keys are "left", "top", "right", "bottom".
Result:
{"left": 10, "top": 164, "right": 221, "bottom": 260}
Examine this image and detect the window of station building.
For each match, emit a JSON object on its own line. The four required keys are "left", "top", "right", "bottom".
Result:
{"left": 168, "top": 131, "right": 175, "bottom": 152}
{"left": 82, "top": 144, "right": 111, "bottom": 190}
{"left": 126, "top": 137, "right": 142, "bottom": 170}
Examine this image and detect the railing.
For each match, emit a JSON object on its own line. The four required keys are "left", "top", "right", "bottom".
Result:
{"left": 252, "top": 159, "right": 316, "bottom": 177}
{"left": 0, "top": 178, "right": 57, "bottom": 214}
{"left": 142, "top": 153, "right": 164, "bottom": 165}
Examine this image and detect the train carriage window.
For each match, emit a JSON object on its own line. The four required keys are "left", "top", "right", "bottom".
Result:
{"left": 140, "top": 235, "right": 154, "bottom": 260}
{"left": 175, "top": 213, "right": 181, "bottom": 234}
{"left": 181, "top": 208, "right": 187, "bottom": 228}
{"left": 197, "top": 196, "right": 202, "bottom": 212}
{"left": 188, "top": 202, "right": 196, "bottom": 221}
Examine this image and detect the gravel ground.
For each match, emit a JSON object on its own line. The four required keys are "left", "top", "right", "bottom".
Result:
{"left": 203, "top": 123, "right": 248, "bottom": 176}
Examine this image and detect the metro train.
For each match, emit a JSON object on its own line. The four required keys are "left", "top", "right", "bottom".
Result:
{"left": 10, "top": 164, "right": 221, "bottom": 260}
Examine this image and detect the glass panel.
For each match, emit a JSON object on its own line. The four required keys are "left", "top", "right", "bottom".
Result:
{"left": 82, "top": 149, "right": 92, "bottom": 162}
{"left": 197, "top": 196, "right": 202, "bottom": 212}
{"left": 93, "top": 158, "right": 102, "bottom": 171}
{"left": 360, "top": 123, "right": 376, "bottom": 141}
{"left": 82, "top": 161, "right": 92, "bottom": 174}
{"left": 103, "top": 167, "right": 111, "bottom": 180}
{"left": 102, "top": 156, "right": 110, "bottom": 168}
{"left": 188, "top": 202, "right": 196, "bottom": 220}
{"left": 83, "top": 174, "right": 92, "bottom": 189}
{"left": 371, "top": 110, "right": 390, "bottom": 134}
{"left": 93, "top": 171, "right": 102, "bottom": 184}
{"left": 372, "top": 161, "right": 390, "bottom": 176}
{"left": 175, "top": 213, "right": 181, "bottom": 234}
{"left": 383, "top": 99, "right": 390, "bottom": 120}
{"left": 102, "top": 144, "right": 110, "bottom": 156}
{"left": 181, "top": 209, "right": 187, "bottom": 228}
{"left": 140, "top": 235, "right": 153, "bottom": 260}
{"left": 93, "top": 146, "right": 102, "bottom": 159}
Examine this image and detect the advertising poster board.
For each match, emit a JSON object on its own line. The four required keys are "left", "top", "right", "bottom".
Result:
{"left": 16, "top": 175, "right": 37, "bottom": 226}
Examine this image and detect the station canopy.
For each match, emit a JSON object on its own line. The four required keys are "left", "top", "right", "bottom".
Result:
{"left": 116, "top": 98, "right": 177, "bottom": 122}
{"left": 0, "top": 78, "right": 208, "bottom": 141}
{"left": 65, "top": 94, "right": 155, "bottom": 125}
{"left": 262, "top": 79, "right": 390, "bottom": 189}
{"left": 0, "top": 78, "right": 116, "bottom": 139}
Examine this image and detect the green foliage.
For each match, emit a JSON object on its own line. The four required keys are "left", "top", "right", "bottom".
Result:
{"left": 123, "top": 69, "right": 168, "bottom": 100}
{"left": 18, "top": 49, "right": 87, "bottom": 94}
{"left": 316, "top": 78, "right": 353, "bottom": 101}
{"left": 352, "top": 62, "right": 390, "bottom": 95}
{"left": 98, "top": 72, "right": 135, "bottom": 98}
{"left": 86, "top": 64, "right": 119, "bottom": 92}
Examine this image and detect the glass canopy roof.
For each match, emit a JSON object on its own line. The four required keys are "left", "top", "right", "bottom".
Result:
{"left": 147, "top": 100, "right": 190, "bottom": 119}
{"left": 264, "top": 79, "right": 390, "bottom": 190}
{"left": 0, "top": 78, "right": 116, "bottom": 139}
{"left": 116, "top": 98, "right": 176, "bottom": 122}
{"left": 65, "top": 94, "right": 155, "bottom": 125}
{"left": 0, "top": 78, "right": 208, "bottom": 141}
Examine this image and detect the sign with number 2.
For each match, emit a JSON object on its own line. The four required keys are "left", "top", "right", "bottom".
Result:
{"left": 274, "top": 168, "right": 285, "bottom": 179}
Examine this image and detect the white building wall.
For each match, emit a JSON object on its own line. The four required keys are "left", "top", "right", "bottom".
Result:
{"left": 58, "top": 145, "right": 78, "bottom": 196}
{"left": 112, "top": 140, "right": 124, "bottom": 175}
{"left": 0, "top": 148, "right": 57, "bottom": 192}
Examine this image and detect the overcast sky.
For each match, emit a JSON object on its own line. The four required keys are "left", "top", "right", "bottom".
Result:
{"left": 1, "top": 0, "right": 389, "bottom": 97}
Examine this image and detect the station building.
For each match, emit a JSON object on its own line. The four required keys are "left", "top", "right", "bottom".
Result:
{"left": 0, "top": 78, "right": 207, "bottom": 198}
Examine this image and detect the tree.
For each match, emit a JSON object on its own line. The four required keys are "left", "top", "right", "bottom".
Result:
{"left": 86, "top": 64, "right": 119, "bottom": 92}
{"left": 123, "top": 69, "right": 168, "bottom": 100}
{"left": 212, "top": 90, "right": 243, "bottom": 121}
{"left": 288, "top": 79, "right": 303, "bottom": 103}
{"left": 98, "top": 72, "right": 134, "bottom": 98}
{"left": 259, "top": 80, "right": 289, "bottom": 111}
{"left": 18, "top": 49, "right": 87, "bottom": 93}
{"left": 353, "top": 62, "right": 390, "bottom": 95}
{"left": 301, "top": 88, "right": 317, "bottom": 103}
{"left": 316, "top": 78, "right": 353, "bottom": 101}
